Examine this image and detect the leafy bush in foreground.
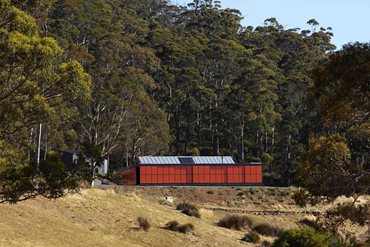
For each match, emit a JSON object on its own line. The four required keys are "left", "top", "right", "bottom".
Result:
{"left": 272, "top": 228, "right": 330, "bottom": 247}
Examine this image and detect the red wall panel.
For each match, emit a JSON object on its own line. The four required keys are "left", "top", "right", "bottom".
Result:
{"left": 135, "top": 164, "right": 262, "bottom": 185}
{"left": 121, "top": 167, "right": 137, "bottom": 185}
{"left": 151, "top": 166, "right": 158, "bottom": 174}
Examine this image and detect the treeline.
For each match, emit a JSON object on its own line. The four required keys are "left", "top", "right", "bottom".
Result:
{"left": 0, "top": 0, "right": 369, "bottom": 202}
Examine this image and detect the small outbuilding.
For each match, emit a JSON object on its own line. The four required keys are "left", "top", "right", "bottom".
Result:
{"left": 121, "top": 156, "right": 262, "bottom": 186}
{"left": 60, "top": 150, "right": 109, "bottom": 177}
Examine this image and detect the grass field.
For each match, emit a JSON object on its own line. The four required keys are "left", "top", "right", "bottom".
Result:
{"left": 0, "top": 186, "right": 368, "bottom": 247}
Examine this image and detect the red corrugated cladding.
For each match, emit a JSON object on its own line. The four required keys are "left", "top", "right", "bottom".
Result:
{"left": 121, "top": 164, "right": 263, "bottom": 186}
{"left": 121, "top": 168, "right": 137, "bottom": 185}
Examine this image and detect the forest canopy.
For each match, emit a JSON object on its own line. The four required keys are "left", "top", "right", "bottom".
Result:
{"left": 0, "top": 0, "right": 368, "bottom": 202}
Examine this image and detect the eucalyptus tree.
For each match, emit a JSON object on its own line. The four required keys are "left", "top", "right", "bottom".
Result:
{"left": 47, "top": 0, "right": 171, "bottom": 173}
{"left": 0, "top": 0, "right": 91, "bottom": 203}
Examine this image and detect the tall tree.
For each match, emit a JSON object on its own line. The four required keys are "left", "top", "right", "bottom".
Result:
{"left": 0, "top": 0, "right": 91, "bottom": 203}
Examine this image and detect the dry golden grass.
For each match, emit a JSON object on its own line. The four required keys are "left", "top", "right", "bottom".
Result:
{"left": 0, "top": 189, "right": 248, "bottom": 247}
{"left": 1, "top": 187, "right": 368, "bottom": 247}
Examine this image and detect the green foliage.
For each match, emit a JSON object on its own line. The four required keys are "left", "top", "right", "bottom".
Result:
{"left": 2, "top": 0, "right": 368, "bottom": 206}
{"left": 272, "top": 228, "right": 331, "bottom": 247}
{"left": 0, "top": 144, "right": 78, "bottom": 203}
{"left": 297, "top": 134, "right": 367, "bottom": 198}
{"left": 38, "top": 0, "right": 338, "bottom": 185}
{"left": 0, "top": 0, "right": 90, "bottom": 203}
{"left": 309, "top": 42, "right": 370, "bottom": 191}
{"left": 292, "top": 188, "right": 318, "bottom": 207}
{"left": 46, "top": 0, "right": 171, "bottom": 168}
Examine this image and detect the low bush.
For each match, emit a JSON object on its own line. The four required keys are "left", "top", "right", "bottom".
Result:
{"left": 292, "top": 188, "right": 319, "bottom": 207}
{"left": 272, "top": 227, "right": 331, "bottom": 247}
{"left": 164, "top": 220, "right": 194, "bottom": 234}
{"left": 137, "top": 217, "right": 151, "bottom": 231}
{"left": 253, "top": 223, "right": 282, "bottom": 237}
{"left": 164, "top": 220, "right": 179, "bottom": 231}
{"left": 217, "top": 215, "right": 253, "bottom": 230}
{"left": 176, "top": 223, "right": 194, "bottom": 234}
{"left": 176, "top": 203, "right": 201, "bottom": 218}
{"left": 241, "top": 231, "right": 260, "bottom": 243}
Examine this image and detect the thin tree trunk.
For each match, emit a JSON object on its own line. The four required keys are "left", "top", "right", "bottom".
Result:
{"left": 37, "top": 123, "right": 42, "bottom": 165}
{"left": 43, "top": 129, "right": 48, "bottom": 160}
{"left": 241, "top": 119, "right": 245, "bottom": 162}
{"left": 265, "top": 131, "right": 268, "bottom": 153}
{"left": 125, "top": 145, "right": 129, "bottom": 167}
{"left": 271, "top": 126, "right": 275, "bottom": 155}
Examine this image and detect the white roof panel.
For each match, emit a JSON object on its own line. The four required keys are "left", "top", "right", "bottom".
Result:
{"left": 171, "top": 156, "right": 179, "bottom": 164}
{"left": 138, "top": 156, "right": 235, "bottom": 165}
{"left": 224, "top": 156, "right": 234, "bottom": 163}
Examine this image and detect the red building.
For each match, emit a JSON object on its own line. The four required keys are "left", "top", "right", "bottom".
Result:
{"left": 121, "top": 156, "right": 263, "bottom": 186}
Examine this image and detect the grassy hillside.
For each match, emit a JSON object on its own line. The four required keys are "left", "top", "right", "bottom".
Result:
{"left": 0, "top": 187, "right": 368, "bottom": 247}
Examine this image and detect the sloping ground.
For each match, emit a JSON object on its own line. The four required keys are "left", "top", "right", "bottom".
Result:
{"left": 0, "top": 187, "right": 368, "bottom": 247}
{"left": 0, "top": 189, "right": 248, "bottom": 247}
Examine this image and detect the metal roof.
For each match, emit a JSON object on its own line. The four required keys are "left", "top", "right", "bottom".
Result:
{"left": 138, "top": 156, "right": 235, "bottom": 165}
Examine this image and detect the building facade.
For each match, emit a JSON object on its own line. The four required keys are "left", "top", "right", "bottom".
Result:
{"left": 121, "top": 156, "right": 263, "bottom": 186}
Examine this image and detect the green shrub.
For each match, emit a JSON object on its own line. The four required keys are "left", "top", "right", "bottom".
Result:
{"left": 292, "top": 188, "right": 319, "bottom": 207}
{"left": 137, "top": 217, "right": 151, "bottom": 231}
{"left": 292, "top": 189, "right": 310, "bottom": 207}
{"left": 242, "top": 231, "right": 260, "bottom": 243}
{"left": 272, "top": 228, "right": 331, "bottom": 247}
{"left": 207, "top": 190, "right": 214, "bottom": 194}
{"left": 176, "top": 203, "right": 200, "bottom": 218}
{"left": 164, "top": 220, "right": 194, "bottom": 234}
{"left": 217, "top": 215, "right": 253, "bottom": 230}
{"left": 253, "top": 223, "right": 282, "bottom": 237}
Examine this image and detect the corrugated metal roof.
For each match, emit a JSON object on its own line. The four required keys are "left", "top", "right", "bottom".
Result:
{"left": 138, "top": 156, "right": 235, "bottom": 165}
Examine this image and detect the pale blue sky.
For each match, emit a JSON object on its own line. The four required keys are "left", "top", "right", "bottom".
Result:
{"left": 171, "top": 0, "right": 370, "bottom": 49}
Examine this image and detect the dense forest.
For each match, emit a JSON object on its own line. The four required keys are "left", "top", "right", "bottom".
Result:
{"left": 0, "top": 0, "right": 369, "bottom": 202}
